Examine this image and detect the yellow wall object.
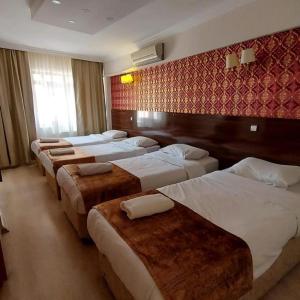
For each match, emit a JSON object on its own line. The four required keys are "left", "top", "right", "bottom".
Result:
{"left": 121, "top": 73, "right": 133, "bottom": 84}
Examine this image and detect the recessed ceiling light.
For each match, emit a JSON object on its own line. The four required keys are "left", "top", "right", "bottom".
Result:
{"left": 68, "top": 20, "right": 75, "bottom": 24}
{"left": 52, "top": 0, "right": 62, "bottom": 4}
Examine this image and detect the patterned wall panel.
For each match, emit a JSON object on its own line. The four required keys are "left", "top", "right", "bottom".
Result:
{"left": 111, "top": 28, "right": 300, "bottom": 119}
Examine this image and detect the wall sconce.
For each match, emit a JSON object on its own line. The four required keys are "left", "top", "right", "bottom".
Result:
{"left": 225, "top": 48, "right": 256, "bottom": 69}
{"left": 226, "top": 53, "right": 239, "bottom": 69}
{"left": 120, "top": 73, "right": 134, "bottom": 84}
{"left": 240, "top": 48, "right": 256, "bottom": 65}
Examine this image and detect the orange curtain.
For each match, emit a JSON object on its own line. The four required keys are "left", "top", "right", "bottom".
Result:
{"left": 71, "top": 59, "right": 106, "bottom": 135}
{"left": 0, "top": 48, "right": 36, "bottom": 168}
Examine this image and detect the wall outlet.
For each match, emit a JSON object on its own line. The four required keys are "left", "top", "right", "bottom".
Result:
{"left": 250, "top": 125, "right": 258, "bottom": 132}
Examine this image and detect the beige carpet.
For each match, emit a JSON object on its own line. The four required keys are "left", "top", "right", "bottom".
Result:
{"left": 0, "top": 165, "right": 113, "bottom": 300}
{"left": 0, "top": 165, "right": 299, "bottom": 300}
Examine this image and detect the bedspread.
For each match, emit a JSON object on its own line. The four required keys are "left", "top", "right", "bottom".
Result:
{"left": 96, "top": 191, "right": 253, "bottom": 300}
{"left": 46, "top": 147, "right": 96, "bottom": 174}
{"left": 39, "top": 139, "right": 72, "bottom": 151}
{"left": 63, "top": 163, "right": 142, "bottom": 212}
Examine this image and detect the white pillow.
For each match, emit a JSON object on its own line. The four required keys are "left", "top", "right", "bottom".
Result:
{"left": 124, "top": 136, "right": 158, "bottom": 148}
{"left": 161, "top": 144, "right": 209, "bottom": 160}
{"left": 228, "top": 157, "right": 300, "bottom": 188}
{"left": 102, "top": 130, "right": 127, "bottom": 139}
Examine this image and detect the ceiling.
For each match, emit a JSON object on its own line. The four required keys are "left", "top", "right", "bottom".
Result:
{"left": 30, "top": 0, "right": 154, "bottom": 34}
{"left": 0, "top": 0, "right": 255, "bottom": 61}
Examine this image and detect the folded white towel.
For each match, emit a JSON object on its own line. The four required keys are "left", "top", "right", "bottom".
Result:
{"left": 40, "top": 138, "right": 60, "bottom": 143}
{"left": 49, "top": 148, "right": 75, "bottom": 156}
{"left": 120, "top": 194, "right": 175, "bottom": 220}
{"left": 78, "top": 162, "right": 113, "bottom": 176}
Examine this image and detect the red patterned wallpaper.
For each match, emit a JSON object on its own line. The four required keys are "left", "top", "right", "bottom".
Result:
{"left": 111, "top": 28, "right": 300, "bottom": 119}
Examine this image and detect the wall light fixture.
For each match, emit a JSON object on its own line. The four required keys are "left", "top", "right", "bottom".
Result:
{"left": 226, "top": 48, "right": 256, "bottom": 69}
{"left": 121, "top": 73, "right": 134, "bottom": 84}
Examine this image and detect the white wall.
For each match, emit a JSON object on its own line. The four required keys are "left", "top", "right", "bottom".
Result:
{"left": 104, "top": 0, "right": 300, "bottom": 76}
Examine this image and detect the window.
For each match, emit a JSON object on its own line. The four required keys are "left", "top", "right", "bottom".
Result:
{"left": 28, "top": 53, "right": 77, "bottom": 137}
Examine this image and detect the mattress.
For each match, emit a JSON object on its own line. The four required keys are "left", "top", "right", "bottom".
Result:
{"left": 31, "top": 134, "right": 125, "bottom": 156}
{"left": 113, "top": 152, "right": 219, "bottom": 191}
{"left": 57, "top": 152, "right": 218, "bottom": 214}
{"left": 87, "top": 171, "right": 300, "bottom": 300}
{"left": 40, "top": 142, "right": 159, "bottom": 177}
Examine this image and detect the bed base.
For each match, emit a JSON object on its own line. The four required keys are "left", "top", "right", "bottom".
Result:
{"left": 241, "top": 236, "right": 300, "bottom": 300}
{"left": 35, "top": 154, "right": 45, "bottom": 176}
{"left": 61, "top": 190, "right": 89, "bottom": 239}
{"left": 45, "top": 169, "right": 61, "bottom": 200}
{"left": 98, "top": 237, "right": 300, "bottom": 300}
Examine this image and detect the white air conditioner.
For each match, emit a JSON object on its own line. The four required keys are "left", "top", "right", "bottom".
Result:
{"left": 131, "top": 43, "right": 164, "bottom": 66}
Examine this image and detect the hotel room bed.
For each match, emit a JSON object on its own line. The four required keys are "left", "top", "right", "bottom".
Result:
{"left": 31, "top": 130, "right": 127, "bottom": 174}
{"left": 40, "top": 137, "right": 160, "bottom": 197}
{"left": 57, "top": 148, "right": 218, "bottom": 238}
{"left": 87, "top": 168, "right": 300, "bottom": 300}
{"left": 31, "top": 134, "right": 126, "bottom": 157}
{"left": 40, "top": 142, "right": 160, "bottom": 178}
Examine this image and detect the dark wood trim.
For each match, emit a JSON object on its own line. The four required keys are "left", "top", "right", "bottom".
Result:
{"left": 0, "top": 240, "right": 7, "bottom": 286}
{"left": 112, "top": 109, "right": 300, "bottom": 168}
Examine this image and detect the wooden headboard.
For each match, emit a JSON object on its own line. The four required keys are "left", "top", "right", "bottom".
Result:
{"left": 111, "top": 109, "right": 300, "bottom": 168}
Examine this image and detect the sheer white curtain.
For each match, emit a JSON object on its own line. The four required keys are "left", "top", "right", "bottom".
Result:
{"left": 28, "top": 53, "right": 77, "bottom": 138}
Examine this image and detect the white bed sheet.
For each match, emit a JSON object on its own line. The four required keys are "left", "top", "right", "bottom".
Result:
{"left": 113, "top": 152, "right": 218, "bottom": 191}
{"left": 87, "top": 171, "right": 300, "bottom": 300}
{"left": 57, "top": 151, "right": 218, "bottom": 214}
{"left": 64, "top": 134, "right": 115, "bottom": 146}
{"left": 31, "top": 134, "right": 126, "bottom": 156}
{"left": 40, "top": 141, "right": 156, "bottom": 177}
{"left": 80, "top": 142, "right": 147, "bottom": 162}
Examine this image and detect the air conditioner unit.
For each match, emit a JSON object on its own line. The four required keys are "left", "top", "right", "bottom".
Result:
{"left": 131, "top": 43, "right": 164, "bottom": 66}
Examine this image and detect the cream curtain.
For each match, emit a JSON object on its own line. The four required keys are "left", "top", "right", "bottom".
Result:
{"left": 28, "top": 53, "right": 77, "bottom": 138}
{"left": 71, "top": 59, "right": 106, "bottom": 135}
{"left": 0, "top": 48, "right": 36, "bottom": 168}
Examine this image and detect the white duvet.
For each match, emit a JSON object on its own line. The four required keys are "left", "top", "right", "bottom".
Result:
{"left": 64, "top": 134, "right": 115, "bottom": 146}
{"left": 87, "top": 171, "right": 300, "bottom": 300}
{"left": 57, "top": 151, "right": 218, "bottom": 214}
{"left": 80, "top": 142, "right": 150, "bottom": 162}
{"left": 113, "top": 152, "right": 218, "bottom": 191}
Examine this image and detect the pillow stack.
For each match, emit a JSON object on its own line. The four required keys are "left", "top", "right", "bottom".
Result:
{"left": 124, "top": 136, "right": 158, "bottom": 148}
{"left": 161, "top": 144, "right": 209, "bottom": 160}
{"left": 229, "top": 157, "right": 300, "bottom": 188}
{"left": 102, "top": 130, "right": 127, "bottom": 139}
